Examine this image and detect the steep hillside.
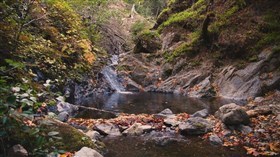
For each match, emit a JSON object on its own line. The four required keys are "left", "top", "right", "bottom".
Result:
{"left": 119, "top": 0, "right": 280, "bottom": 100}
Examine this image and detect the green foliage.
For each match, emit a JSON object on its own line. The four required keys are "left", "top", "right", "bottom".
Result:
{"left": 131, "top": 20, "right": 149, "bottom": 37}
{"left": 254, "top": 11, "right": 280, "bottom": 50}
{"left": 124, "top": 0, "right": 168, "bottom": 17}
{"left": 164, "top": 30, "right": 200, "bottom": 62}
{"left": 209, "top": 5, "right": 240, "bottom": 34}
{"left": 157, "top": 0, "right": 206, "bottom": 32}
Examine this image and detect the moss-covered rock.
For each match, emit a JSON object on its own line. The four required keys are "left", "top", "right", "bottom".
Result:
{"left": 134, "top": 30, "right": 161, "bottom": 53}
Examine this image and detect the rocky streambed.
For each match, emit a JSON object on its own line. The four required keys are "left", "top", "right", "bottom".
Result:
{"left": 64, "top": 91, "right": 280, "bottom": 157}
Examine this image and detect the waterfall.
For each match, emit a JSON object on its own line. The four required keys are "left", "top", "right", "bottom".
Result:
{"left": 101, "top": 66, "right": 125, "bottom": 92}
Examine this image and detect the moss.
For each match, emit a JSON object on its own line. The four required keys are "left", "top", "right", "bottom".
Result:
{"left": 41, "top": 120, "right": 104, "bottom": 152}
{"left": 209, "top": 5, "right": 240, "bottom": 34}
{"left": 254, "top": 11, "right": 280, "bottom": 50}
{"left": 157, "top": 0, "right": 207, "bottom": 32}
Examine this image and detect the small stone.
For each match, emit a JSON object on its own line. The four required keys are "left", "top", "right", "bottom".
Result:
{"left": 238, "top": 125, "right": 252, "bottom": 134}
{"left": 192, "top": 109, "right": 209, "bottom": 118}
{"left": 164, "top": 117, "right": 180, "bottom": 127}
{"left": 123, "top": 123, "right": 152, "bottom": 136}
{"left": 74, "top": 147, "right": 103, "bottom": 157}
{"left": 159, "top": 108, "right": 173, "bottom": 115}
{"left": 8, "top": 144, "right": 28, "bottom": 157}
{"left": 85, "top": 130, "right": 101, "bottom": 140}
{"left": 57, "top": 111, "right": 69, "bottom": 122}
{"left": 153, "top": 108, "right": 174, "bottom": 119}
{"left": 209, "top": 134, "right": 223, "bottom": 145}
{"left": 94, "top": 122, "right": 121, "bottom": 136}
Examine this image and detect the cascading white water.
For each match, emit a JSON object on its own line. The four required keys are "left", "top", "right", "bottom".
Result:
{"left": 101, "top": 66, "right": 125, "bottom": 92}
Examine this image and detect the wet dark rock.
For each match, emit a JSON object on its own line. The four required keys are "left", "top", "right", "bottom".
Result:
{"left": 215, "top": 103, "right": 250, "bottom": 126}
{"left": 209, "top": 134, "right": 223, "bottom": 145}
{"left": 8, "top": 144, "right": 28, "bottom": 157}
{"left": 75, "top": 147, "right": 103, "bottom": 157}
{"left": 192, "top": 109, "right": 209, "bottom": 118}
{"left": 123, "top": 123, "right": 153, "bottom": 136}
{"left": 179, "top": 117, "right": 213, "bottom": 135}
{"left": 94, "top": 122, "right": 121, "bottom": 136}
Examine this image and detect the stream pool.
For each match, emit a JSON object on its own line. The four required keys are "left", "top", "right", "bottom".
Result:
{"left": 76, "top": 92, "right": 243, "bottom": 118}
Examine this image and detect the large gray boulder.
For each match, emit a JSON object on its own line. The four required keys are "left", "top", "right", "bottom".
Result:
{"left": 178, "top": 117, "right": 213, "bottom": 135}
{"left": 215, "top": 103, "right": 250, "bottom": 126}
{"left": 74, "top": 147, "right": 103, "bottom": 157}
{"left": 93, "top": 122, "right": 121, "bottom": 136}
{"left": 214, "top": 50, "right": 280, "bottom": 100}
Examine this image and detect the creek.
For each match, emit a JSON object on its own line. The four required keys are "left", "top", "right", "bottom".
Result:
{"left": 75, "top": 55, "right": 247, "bottom": 157}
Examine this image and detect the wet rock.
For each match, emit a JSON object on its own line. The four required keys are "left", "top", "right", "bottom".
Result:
{"left": 238, "top": 125, "right": 252, "bottom": 134}
{"left": 85, "top": 130, "right": 102, "bottom": 140}
{"left": 74, "top": 147, "right": 103, "bottom": 157}
{"left": 8, "top": 144, "right": 28, "bottom": 157}
{"left": 94, "top": 122, "right": 121, "bottom": 136}
{"left": 209, "top": 134, "right": 223, "bottom": 145}
{"left": 215, "top": 103, "right": 250, "bottom": 126}
{"left": 57, "top": 111, "right": 69, "bottom": 122}
{"left": 153, "top": 108, "right": 174, "bottom": 119}
{"left": 192, "top": 109, "right": 209, "bottom": 118}
{"left": 179, "top": 117, "right": 213, "bottom": 135}
{"left": 123, "top": 123, "right": 153, "bottom": 136}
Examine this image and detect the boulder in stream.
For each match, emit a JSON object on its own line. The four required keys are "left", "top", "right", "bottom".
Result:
{"left": 215, "top": 103, "right": 250, "bottom": 126}
{"left": 179, "top": 117, "right": 213, "bottom": 135}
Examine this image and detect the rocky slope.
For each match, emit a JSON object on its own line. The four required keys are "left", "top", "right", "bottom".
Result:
{"left": 118, "top": 0, "right": 280, "bottom": 100}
